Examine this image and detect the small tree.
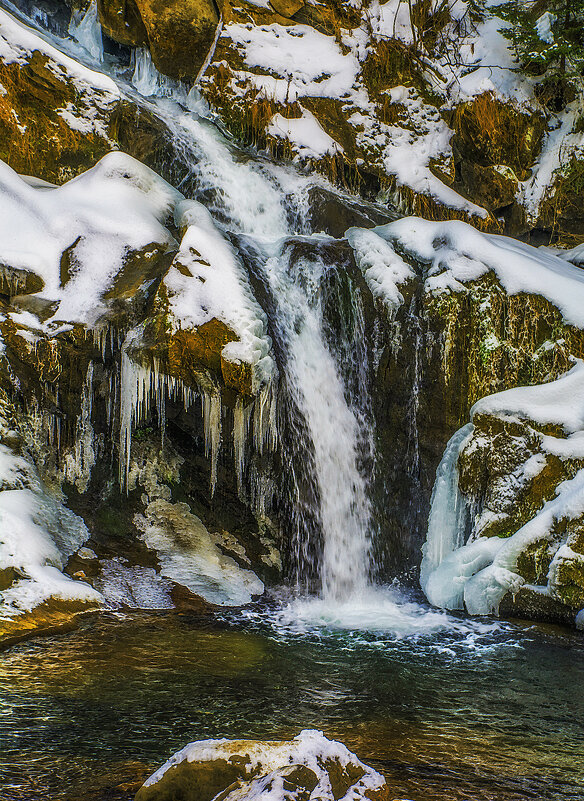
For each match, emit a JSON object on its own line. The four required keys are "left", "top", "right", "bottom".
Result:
{"left": 494, "top": 0, "right": 584, "bottom": 108}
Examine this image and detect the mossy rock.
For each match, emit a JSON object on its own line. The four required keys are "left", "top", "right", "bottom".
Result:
{"left": 0, "top": 53, "right": 114, "bottom": 183}
{"left": 450, "top": 93, "right": 546, "bottom": 176}
{"left": 538, "top": 155, "right": 584, "bottom": 244}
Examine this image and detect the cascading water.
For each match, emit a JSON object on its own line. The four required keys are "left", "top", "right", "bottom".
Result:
{"left": 12, "top": 4, "right": 477, "bottom": 632}
{"left": 256, "top": 241, "right": 375, "bottom": 601}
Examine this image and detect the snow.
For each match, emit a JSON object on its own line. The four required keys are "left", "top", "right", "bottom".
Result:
{"left": 134, "top": 498, "right": 264, "bottom": 606}
{"left": 0, "top": 152, "right": 179, "bottom": 327}
{"left": 535, "top": 12, "right": 556, "bottom": 45}
{"left": 169, "top": 200, "right": 275, "bottom": 384}
{"left": 346, "top": 226, "right": 415, "bottom": 310}
{"left": 370, "top": 0, "right": 414, "bottom": 45}
{"left": 376, "top": 217, "right": 584, "bottom": 328}
{"left": 471, "top": 360, "right": 584, "bottom": 435}
{"left": 225, "top": 23, "right": 360, "bottom": 104}
{"left": 142, "top": 730, "right": 386, "bottom": 801}
{"left": 268, "top": 108, "right": 343, "bottom": 159}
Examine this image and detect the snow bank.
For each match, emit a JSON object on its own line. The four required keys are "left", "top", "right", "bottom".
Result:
{"left": 0, "top": 152, "right": 179, "bottom": 327}
{"left": 140, "top": 730, "right": 386, "bottom": 801}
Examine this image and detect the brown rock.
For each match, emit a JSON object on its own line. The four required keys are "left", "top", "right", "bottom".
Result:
{"left": 270, "top": 0, "right": 304, "bottom": 18}
{"left": 133, "top": 0, "right": 221, "bottom": 81}
{"left": 97, "top": 0, "right": 148, "bottom": 47}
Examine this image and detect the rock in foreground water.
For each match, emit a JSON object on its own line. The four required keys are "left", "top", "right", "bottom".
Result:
{"left": 135, "top": 730, "right": 388, "bottom": 801}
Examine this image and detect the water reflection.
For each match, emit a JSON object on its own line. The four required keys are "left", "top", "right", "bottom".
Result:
{"left": 1, "top": 608, "right": 583, "bottom": 801}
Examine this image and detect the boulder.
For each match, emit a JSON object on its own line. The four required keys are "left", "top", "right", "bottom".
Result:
{"left": 97, "top": 0, "right": 148, "bottom": 47}
{"left": 133, "top": 0, "right": 221, "bottom": 81}
{"left": 135, "top": 730, "right": 388, "bottom": 801}
{"left": 270, "top": 0, "right": 304, "bottom": 18}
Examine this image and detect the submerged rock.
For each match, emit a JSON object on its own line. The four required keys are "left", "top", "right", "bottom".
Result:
{"left": 135, "top": 730, "right": 388, "bottom": 801}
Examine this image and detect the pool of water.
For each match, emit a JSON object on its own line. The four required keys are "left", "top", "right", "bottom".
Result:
{"left": 1, "top": 590, "right": 584, "bottom": 801}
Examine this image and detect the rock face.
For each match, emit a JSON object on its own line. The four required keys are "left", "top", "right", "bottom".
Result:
{"left": 135, "top": 730, "right": 388, "bottom": 801}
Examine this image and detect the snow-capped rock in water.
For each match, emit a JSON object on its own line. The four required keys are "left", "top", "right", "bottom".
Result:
{"left": 135, "top": 730, "right": 387, "bottom": 801}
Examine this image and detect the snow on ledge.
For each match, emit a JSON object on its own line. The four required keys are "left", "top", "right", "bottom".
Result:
{"left": 371, "top": 217, "right": 584, "bottom": 329}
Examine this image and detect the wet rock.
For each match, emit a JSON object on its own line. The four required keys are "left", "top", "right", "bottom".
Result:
{"left": 97, "top": 0, "right": 148, "bottom": 47}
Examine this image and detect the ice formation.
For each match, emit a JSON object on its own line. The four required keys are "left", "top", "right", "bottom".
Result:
{"left": 134, "top": 498, "right": 264, "bottom": 606}
{"left": 0, "top": 394, "right": 102, "bottom": 618}
{"left": 422, "top": 362, "right": 584, "bottom": 615}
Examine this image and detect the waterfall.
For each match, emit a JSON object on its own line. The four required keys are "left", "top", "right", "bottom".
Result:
{"left": 252, "top": 242, "right": 375, "bottom": 600}
{"left": 31, "top": 7, "right": 407, "bottom": 612}
{"left": 420, "top": 423, "right": 474, "bottom": 601}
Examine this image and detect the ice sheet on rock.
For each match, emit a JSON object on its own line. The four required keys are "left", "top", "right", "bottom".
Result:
{"left": 346, "top": 226, "right": 416, "bottom": 310}
{"left": 0, "top": 451, "right": 101, "bottom": 617}
{"left": 142, "top": 729, "right": 386, "bottom": 801}
{"left": 134, "top": 499, "right": 264, "bottom": 606}
{"left": 376, "top": 217, "right": 584, "bottom": 328}
{"left": 471, "top": 360, "right": 584, "bottom": 435}
{"left": 420, "top": 423, "right": 474, "bottom": 598}
{"left": 94, "top": 558, "right": 174, "bottom": 610}
{"left": 0, "top": 152, "right": 179, "bottom": 326}
{"left": 425, "top": 466, "right": 584, "bottom": 615}
{"left": 424, "top": 537, "right": 503, "bottom": 611}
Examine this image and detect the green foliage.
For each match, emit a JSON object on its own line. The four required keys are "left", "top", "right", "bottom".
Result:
{"left": 494, "top": 0, "right": 584, "bottom": 108}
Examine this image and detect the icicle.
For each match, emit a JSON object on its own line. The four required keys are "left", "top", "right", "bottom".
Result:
{"left": 233, "top": 397, "right": 252, "bottom": 495}
{"left": 202, "top": 390, "right": 222, "bottom": 496}
{"left": 253, "top": 380, "right": 278, "bottom": 456}
{"left": 63, "top": 361, "right": 96, "bottom": 492}
{"left": 68, "top": 0, "right": 103, "bottom": 62}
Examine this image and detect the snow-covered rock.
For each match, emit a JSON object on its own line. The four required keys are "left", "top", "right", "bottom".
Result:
{"left": 136, "top": 730, "right": 387, "bottom": 801}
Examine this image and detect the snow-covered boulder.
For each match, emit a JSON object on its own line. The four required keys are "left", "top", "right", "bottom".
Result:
{"left": 135, "top": 730, "right": 388, "bottom": 801}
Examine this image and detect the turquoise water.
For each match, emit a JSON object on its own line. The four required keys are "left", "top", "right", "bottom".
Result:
{"left": 1, "top": 598, "right": 584, "bottom": 801}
